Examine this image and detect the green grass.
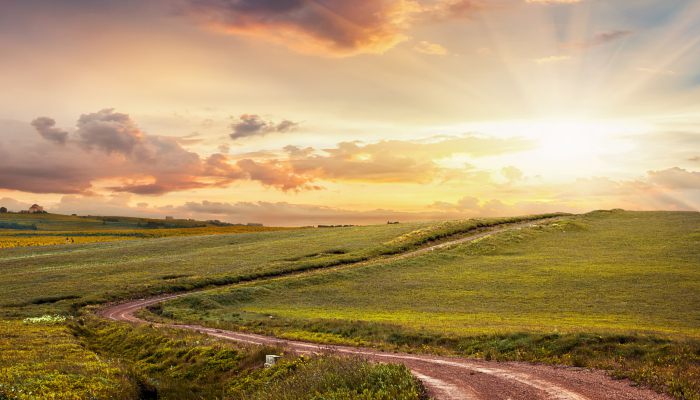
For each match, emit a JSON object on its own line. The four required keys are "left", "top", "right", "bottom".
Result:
{"left": 0, "top": 220, "right": 431, "bottom": 317}
{"left": 0, "top": 212, "right": 291, "bottom": 248}
{"left": 1, "top": 316, "right": 424, "bottom": 400}
{"left": 3, "top": 210, "right": 697, "bottom": 398}
{"left": 0, "top": 213, "right": 558, "bottom": 318}
{"left": 230, "top": 355, "right": 426, "bottom": 400}
{"left": 0, "top": 212, "right": 230, "bottom": 231}
{"left": 0, "top": 318, "right": 138, "bottom": 400}
{"left": 152, "top": 210, "right": 700, "bottom": 399}
{"left": 70, "top": 317, "right": 425, "bottom": 400}
{"left": 162, "top": 211, "right": 699, "bottom": 337}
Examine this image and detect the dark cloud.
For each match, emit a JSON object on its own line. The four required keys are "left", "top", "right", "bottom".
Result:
{"left": 75, "top": 108, "right": 144, "bottom": 154}
{"left": 566, "top": 30, "right": 632, "bottom": 49}
{"left": 183, "top": 0, "right": 483, "bottom": 56}
{"left": 14, "top": 110, "right": 314, "bottom": 194}
{"left": 31, "top": 117, "right": 69, "bottom": 145}
{"left": 230, "top": 114, "right": 298, "bottom": 140}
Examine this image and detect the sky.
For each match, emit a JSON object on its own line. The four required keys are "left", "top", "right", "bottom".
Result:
{"left": 0, "top": 0, "right": 698, "bottom": 226}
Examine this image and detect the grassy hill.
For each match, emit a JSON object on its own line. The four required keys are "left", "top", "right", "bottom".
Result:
{"left": 1, "top": 210, "right": 697, "bottom": 399}
{"left": 150, "top": 210, "right": 700, "bottom": 398}
{"left": 0, "top": 219, "right": 434, "bottom": 317}
{"left": 164, "top": 210, "right": 699, "bottom": 338}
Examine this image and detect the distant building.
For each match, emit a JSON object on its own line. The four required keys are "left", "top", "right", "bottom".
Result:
{"left": 165, "top": 216, "right": 174, "bottom": 220}
{"left": 28, "top": 204, "right": 44, "bottom": 214}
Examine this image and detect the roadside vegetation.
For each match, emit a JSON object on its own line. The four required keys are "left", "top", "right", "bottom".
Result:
{"left": 0, "top": 318, "right": 138, "bottom": 399}
{"left": 0, "top": 316, "right": 425, "bottom": 400}
{"left": 150, "top": 211, "right": 700, "bottom": 399}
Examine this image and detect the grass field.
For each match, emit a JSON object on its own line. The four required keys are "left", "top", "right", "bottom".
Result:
{"left": 160, "top": 211, "right": 700, "bottom": 337}
{"left": 2, "top": 210, "right": 698, "bottom": 399}
{"left": 150, "top": 210, "right": 700, "bottom": 398}
{"left": 0, "top": 213, "right": 560, "bottom": 399}
{"left": 0, "top": 218, "right": 434, "bottom": 317}
{"left": 0, "top": 213, "right": 289, "bottom": 248}
{"left": 0, "top": 214, "right": 559, "bottom": 318}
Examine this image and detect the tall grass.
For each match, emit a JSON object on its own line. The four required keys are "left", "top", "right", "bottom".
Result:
{"left": 69, "top": 317, "right": 426, "bottom": 400}
{"left": 231, "top": 355, "right": 426, "bottom": 400}
{"left": 0, "top": 319, "right": 138, "bottom": 400}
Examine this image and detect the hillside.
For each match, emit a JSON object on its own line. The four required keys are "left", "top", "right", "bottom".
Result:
{"left": 163, "top": 211, "right": 699, "bottom": 338}
{"left": 147, "top": 211, "right": 700, "bottom": 398}
{"left": 1, "top": 211, "right": 697, "bottom": 399}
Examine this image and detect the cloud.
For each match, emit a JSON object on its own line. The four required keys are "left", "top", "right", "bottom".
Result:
{"left": 176, "top": 198, "right": 564, "bottom": 226}
{"left": 75, "top": 109, "right": 144, "bottom": 154}
{"left": 566, "top": 30, "right": 632, "bottom": 49}
{"left": 647, "top": 167, "right": 700, "bottom": 189}
{"left": 16, "top": 110, "right": 531, "bottom": 195}
{"left": 637, "top": 67, "right": 677, "bottom": 76}
{"left": 230, "top": 114, "right": 298, "bottom": 140}
{"left": 30, "top": 117, "right": 69, "bottom": 145}
{"left": 236, "top": 159, "right": 321, "bottom": 191}
{"left": 501, "top": 166, "right": 523, "bottom": 182}
{"left": 526, "top": 0, "right": 581, "bottom": 4}
{"left": 285, "top": 135, "right": 532, "bottom": 183}
{"left": 533, "top": 55, "right": 571, "bottom": 64}
{"left": 18, "top": 110, "right": 313, "bottom": 194}
{"left": 182, "top": 0, "right": 483, "bottom": 56}
{"left": 0, "top": 197, "right": 32, "bottom": 213}
{"left": 414, "top": 40, "right": 448, "bottom": 55}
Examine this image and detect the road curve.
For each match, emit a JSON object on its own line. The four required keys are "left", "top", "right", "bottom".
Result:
{"left": 99, "top": 220, "right": 671, "bottom": 400}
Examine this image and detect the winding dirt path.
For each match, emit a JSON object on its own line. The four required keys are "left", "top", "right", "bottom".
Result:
{"left": 99, "top": 220, "right": 671, "bottom": 400}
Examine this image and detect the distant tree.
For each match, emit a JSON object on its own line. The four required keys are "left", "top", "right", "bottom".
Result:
{"left": 0, "top": 207, "right": 7, "bottom": 213}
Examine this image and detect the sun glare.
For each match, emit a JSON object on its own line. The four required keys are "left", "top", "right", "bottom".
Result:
{"left": 443, "top": 117, "right": 652, "bottom": 179}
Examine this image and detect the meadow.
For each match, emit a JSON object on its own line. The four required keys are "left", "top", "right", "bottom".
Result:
{"left": 0, "top": 219, "right": 431, "bottom": 317}
{"left": 0, "top": 316, "right": 424, "bottom": 400}
{"left": 0, "top": 213, "right": 559, "bottom": 318}
{"left": 151, "top": 211, "right": 700, "bottom": 398}
{"left": 2, "top": 210, "right": 698, "bottom": 399}
{"left": 0, "top": 213, "right": 289, "bottom": 249}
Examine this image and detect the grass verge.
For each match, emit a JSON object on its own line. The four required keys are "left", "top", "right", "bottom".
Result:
{"left": 69, "top": 317, "right": 426, "bottom": 400}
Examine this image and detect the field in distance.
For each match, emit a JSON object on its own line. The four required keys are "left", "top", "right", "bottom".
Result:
{"left": 0, "top": 216, "right": 436, "bottom": 317}
{"left": 0, "top": 212, "right": 289, "bottom": 248}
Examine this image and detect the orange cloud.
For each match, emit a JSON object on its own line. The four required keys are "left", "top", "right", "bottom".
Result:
{"left": 414, "top": 40, "right": 448, "bottom": 55}
{"left": 8, "top": 110, "right": 314, "bottom": 194}
{"left": 183, "top": 0, "right": 483, "bottom": 56}
{"left": 8, "top": 111, "right": 531, "bottom": 195}
{"left": 285, "top": 135, "right": 532, "bottom": 183}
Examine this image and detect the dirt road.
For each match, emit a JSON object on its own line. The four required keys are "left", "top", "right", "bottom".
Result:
{"left": 100, "top": 220, "right": 671, "bottom": 400}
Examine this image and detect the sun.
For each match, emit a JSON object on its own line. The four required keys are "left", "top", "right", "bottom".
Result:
{"left": 448, "top": 117, "right": 652, "bottom": 180}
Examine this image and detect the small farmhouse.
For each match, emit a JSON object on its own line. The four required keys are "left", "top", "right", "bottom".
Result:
{"left": 28, "top": 204, "right": 45, "bottom": 213}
